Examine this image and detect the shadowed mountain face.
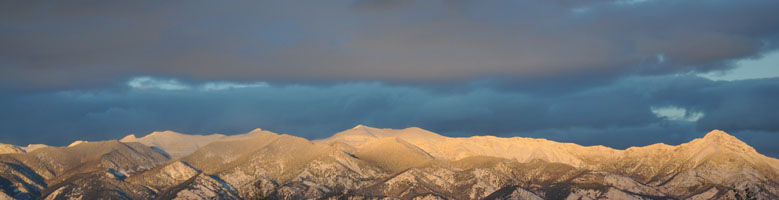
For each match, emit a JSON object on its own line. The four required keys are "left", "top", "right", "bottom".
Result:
{"left": 0, "top": 140, "right": 169, "bottom": 199}
{"left": 1, "top": 126, "right": 778, "bottom": 199}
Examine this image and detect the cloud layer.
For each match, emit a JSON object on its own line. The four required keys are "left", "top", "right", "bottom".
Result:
{"left": 1, "top": 1, "right": 778, "bottom": 157}
{"left": 2, "top": 0, "right": 779, "bottom": 90}
{"left": 1, "top": 75, "right": 778, "bottom": 156}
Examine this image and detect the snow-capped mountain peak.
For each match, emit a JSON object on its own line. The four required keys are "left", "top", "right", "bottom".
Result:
{"left": 2, "top": 127, "right": 778, "bottom": 199}
{"left": 685, "top": 129, "right": 758, "bottom": 156}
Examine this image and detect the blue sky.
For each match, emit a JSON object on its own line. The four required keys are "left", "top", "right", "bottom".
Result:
{"left": 1, "top": 0, "right": 778, "bottom": 157}
{"left": 700, "top": 49, "right": 779, "bottom": 81}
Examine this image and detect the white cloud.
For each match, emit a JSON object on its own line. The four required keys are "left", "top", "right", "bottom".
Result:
{"left": 699, "top": 50, "right": 779, "bottom": 81}
{"left": 127, "top": 77, "right": 190, "bottom": 90}
{"left": 201, "top": 82, "right": 269, "bottom": 91}
{"left": 127, "top": 76, "right": 268, "bottom": 91}
{"left": 651, "top": 106, "right": 704, "bottom": 122}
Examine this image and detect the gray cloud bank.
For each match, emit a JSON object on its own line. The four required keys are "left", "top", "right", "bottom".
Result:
{"left": 1, "top": 75, "right": 778, "bottom": 157}
{"left": 1, "top": 1, "right": 779, "bottom": 157}
{"left": 2, "top": 0, "right": 779, "bottom": 90}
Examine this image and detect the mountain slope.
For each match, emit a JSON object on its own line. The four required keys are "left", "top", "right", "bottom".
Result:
{"left": 181, "top": 133, "right": 384, "bottom": 199}
{"left": 317, "top": 126, "right": 779, "bottom": 199}
{"left": 355, "top": 137, "right": 433, "bottom": 172}
{"left": 0, "top": 144, "right": 24, "bottom": 154}
{"left": 119, "top": 128, "right": 273, "bottom": 158}
{"left": 1, "top": 126, "right": 778, "bottom": 199}
{"left": 0, "top": 140, "right": 170, "bottom": 199}
{"left": 0, "top": 156, "right": 46, "bottom": 199}
{"left": 316, "top": 125, "right": 619, "bottom": 168}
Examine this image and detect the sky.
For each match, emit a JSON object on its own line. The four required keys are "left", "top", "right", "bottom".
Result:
{"left": 1, "top": 0, "right": 779, "bottom": 157}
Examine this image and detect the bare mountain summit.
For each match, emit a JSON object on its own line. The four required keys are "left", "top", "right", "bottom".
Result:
{"left": 1, "top": 126, "right": 778, "bottom": 199}
{"left": 119, "top": 128, "right": 274, "bottom": 158}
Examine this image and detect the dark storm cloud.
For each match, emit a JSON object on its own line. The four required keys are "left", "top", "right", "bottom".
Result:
{"left": 694, "top": 78, "right": 779, "bottom": 132}
{"left": 2, "top": 0, "right": 779, "bottom": 90}
{"left": 1, "top": 75, "right": 779, "bottom": 157}
{"left": 1, "top": 0, "right": 779, "bottom": 159}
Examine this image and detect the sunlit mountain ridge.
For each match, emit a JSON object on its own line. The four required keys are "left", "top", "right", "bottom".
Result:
{"left": 1, "top": 126, "right": 778, "bottom": 199}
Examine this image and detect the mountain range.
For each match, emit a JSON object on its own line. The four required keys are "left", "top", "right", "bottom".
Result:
{"left": 1, "top": 125, "right": 778, "bottom": 199}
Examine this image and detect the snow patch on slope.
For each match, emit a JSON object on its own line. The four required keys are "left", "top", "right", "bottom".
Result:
{"left": 120, "top": 129, "right": 274, "bottom": 158}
